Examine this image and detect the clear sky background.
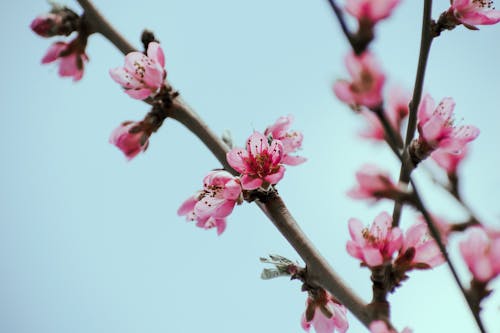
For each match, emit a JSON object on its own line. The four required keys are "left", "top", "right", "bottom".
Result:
{"left": 1, "top": 1, "right": 500, "bottom": 332}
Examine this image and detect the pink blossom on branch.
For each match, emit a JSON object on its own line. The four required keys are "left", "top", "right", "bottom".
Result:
{"left": 414, "top": 94, "right": 479, "bottom": 163}
{"left": 177, "top": 170, "right": 242, "bottom": 235}
{"left": 333, "top": 51, "right": 385, "bottom": 108}
{"left": 357, "top": 87, "right": 410, "bottom": 142}
{"left": 396, "top": 222, "right": 445, "bottom": 270}
{"left": 459, "top": 226, "right": 500, "bottom": 282}
{"left": 264, "top": 115, "right": 306, "bottom": 165}
{"left": 346, "top": 211, "right": 403, "bottom": 267}
{"left": 449, "top": 0, "right": 500, "bottom": 27}
{"left": 430, "top": 146, "right": 468, "bottom": 175}
{"left": 110, "top": 42, "right": 166, "bottom": 100}
{"left": 347, "top": 164, "right": 403, "bottom": 201}
{"left": 41, "top": 40, "right": 88, "bottom": 81}
{"left": 370, "top": 320, "right": 412, "bottom": 333}
{"left": 109, "top": 121, "right": 149, "bottom": 160}
{"left": 301, "top": 290, "right": 348, "bottom": 333}
{"left": 226, "top": 131, "right": 285, "bottom": 190}
{"left": 345, "top": 0, "right": 401, "bottom": 25}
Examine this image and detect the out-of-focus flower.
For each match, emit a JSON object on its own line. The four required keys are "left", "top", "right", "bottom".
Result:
{"left": 345, "top": 0, "right": 401, "bottom": 25}
{"left": 301, "top": 290, "right": 348, "bottom": 333}
{"left": 347, "top": 164, "right": 403, "bottom": 201}
{"left": 109, "top": 121, "right": 149, "bottom": 160}
{"left": 357, "top": 87, "right": 409, "bottom": 142}
{"left": 226, "top": 131, "right": 285, "bottom": 190}
{"left": 459, "top": 226, "right": 500, "bottom": 282}
{"left": 449, "top": 0, "right": 500, "bottom": 27}
{"left": 396, "top": 222, "right": 445, "bottom": 270}
{"left": 370, "top": 320, "right": 412, "bottom": 333}
{"left": 264, "top": 115, "right": 306, "bottom": 165}
{"left": 333, "top": 51, "right": 385, "bottom": 109}
{"left": 178, "top": 170, "right": 242, "bottom": 235}
{"left": 416, "top": 95, "right": 479, "bottom": 155}
{"left": 41, "top": 40, "right": 88, "bottom": 81}
{"left": 346, "top": 211, "right": 403, "bottom": 267}
{"left": 430, "top": 146, "right": 468, "bottom": 175}
{"left": 110, "top": 42, "right": 166, "bottom": 100}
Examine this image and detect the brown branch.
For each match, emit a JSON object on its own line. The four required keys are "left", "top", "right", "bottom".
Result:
{"left": 76, "top": 0, "right": 377, "bottom": 328}
{"left": 392, "top": 0, "right": 434, "bottom": 227}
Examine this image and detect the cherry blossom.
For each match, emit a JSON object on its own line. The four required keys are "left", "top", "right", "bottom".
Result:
{"left": 358, "top": 87, "right": 410, "bottom": 142}
{"left": 370, "top": 320, "right": 412, "bottom": 333}
{"left": 346, "top": 212, "right": 403, "bottom": 267}
{"left": 110, "top": 42, "right": 166, "bottom": 100}
{"left": 347, "top": 164, "right": 402, "bottom": 201}
{"left": 430, "top": 146, "right": 468, "bottom": 175}
{"left": 301, "top": 290, "right": 348, "bottom": 333}
{"left": 41, "top": 41, "right": 88, "bottom": 81}
{"left": 109, "top": 121, "right": 149, "bottom": 160}
{"left": 415, "top": 94, "right": 479, "bottom": 160}
{"left": 264, "top": 115, "right": 306, "bottom": 165}
{"left": 396, "top": 222, "right": 445, "bottom": 270}
{"left": 178, "top": 170, "right": 242, "bottom": 235}
{"left": 333, "top": 51, "right": 385, "bottom": 108}
{"left": 449, "top": 0, "right": 500, "bottom": 27}
{"left": 459, "top": 226, "right": 500, "bottom": 282}
{"left": 345, "top": 0, "right": 401, "bottom": 24}
{"left": 226, "top": 131, "right": 285, "bottom": 190}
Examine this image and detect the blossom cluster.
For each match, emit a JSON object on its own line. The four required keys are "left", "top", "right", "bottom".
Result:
{"left": 31, "top": 6, "right": 88, "bottom": 81}
{"left": 178, "top": 115, "right": 306, "bottom": 234}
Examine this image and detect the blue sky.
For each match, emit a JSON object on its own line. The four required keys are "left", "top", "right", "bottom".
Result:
{"left": 1, "top": 1, "right": 500, "bottom": 332}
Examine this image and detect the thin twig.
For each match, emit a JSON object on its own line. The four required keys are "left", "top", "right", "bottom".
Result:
{"left": 409, "top": 178, "right": 487, "bottom": 333}
{"left": 76, "top": 0, "right": 377, "bottom": 328}
{"left": 392, "top": 0, "right": 434, "bottom": 227}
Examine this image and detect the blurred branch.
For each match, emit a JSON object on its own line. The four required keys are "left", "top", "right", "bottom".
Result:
{"left": 76, "top": 0, "right": 377, "bottom": 328}
{"left": 392, "top": 0, "right": 434, "bottom": 227}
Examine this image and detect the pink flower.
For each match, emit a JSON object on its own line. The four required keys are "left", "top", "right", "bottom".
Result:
{"left": 41, "top": 41, "right": 88, "bottom": 81}
{"left": 346, "top": 212, "right": 403, "bottom": 267}
{"left": 370, "top": 320, "right": 412, "bottom": 333}
{"left": 333, "top": 52, "right": 385, "bottom": 108}
{"left": 30, "top": 13, "right": 63, "bottom": 37}
{"left": 449, "top": 0, "right": 500, "bottom": 27}
{"left": 110, "top": 42, "right": 166, "bottom": 100}
{"left": 358, "top": 87, "right": 409, "bottom": 142}
{"left": 109, "top": 121, "right": 149, "bottom": 160}
{"left": 417, "top": 95, "right": 479, "bottom": 155}
{"left": 430, "top": 146, "right": 468, "bottom": 175}
{"left": 386, "top": 86, "right": 410, "bottom": 129}
{"left": 347, "top": 164, "right": 402, "bottom": 201}
{"left": 264, "top": 115, "right": 306, "bottom": 165}
{"left": 301, "top": 291, "right": 348, "bottom": 333}
{"left": 396, "top": 222, "right": 445, "bottom": 269}
{"left": 226, "top": 131, "right": 285, "bottom": 190}
{"left": 416, "top": 214, "right": 452, "bottom": 244}
{"left": 345, "top": 0, "right": 401, "bottom": 24}
{"left": 459, "top": 226, "right": 500, "bottom": 282}
{"left": 177, "top": 170, "right": 242, "bottom": 235}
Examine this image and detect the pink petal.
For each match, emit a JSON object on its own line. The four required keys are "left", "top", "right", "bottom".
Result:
{"left": 226, "top": 148, "right": 249, "bottom": 174}
{"left": 41, "top": 42, "right": 67, "bottom": 64}
{"left": 223, "top": 178, "right": 242, "bottom": 200}
{"left": 147, "top": 41, "right": 166, "bottom": 68}
{"left": 177, "top": 196, "right": 197, "bottom": 216}
{"left": 264, "top": 166, "right": 285, "bottom": 185}
{"left": 362, "top": 247, "right": 384, "bottom": 266}
{"left": 246, "top": 132, "right": 269, "bottom": 156}
{"left": 125, "top": 88, "right": 154, "bottom": 100}
{"left": 333, "top": 81, "right": 355, "bottom": 105}
{"left": 240, "top": 175, "right": 263, "bottom": 190}
{"left": 282, "top": 154, "right": 307, "bottom": 166}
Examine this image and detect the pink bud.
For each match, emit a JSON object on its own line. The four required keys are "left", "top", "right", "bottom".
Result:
{"left": 109, "top": 122, "right": 149, "bottom": 160}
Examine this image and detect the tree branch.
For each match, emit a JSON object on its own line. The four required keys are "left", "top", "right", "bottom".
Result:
{"left": 76, "top": 0, "right": 376, "bottom": 328}
{"left": 392, "top": 0, "right": 434, "bottom": 227}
